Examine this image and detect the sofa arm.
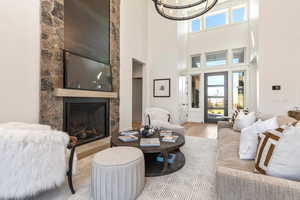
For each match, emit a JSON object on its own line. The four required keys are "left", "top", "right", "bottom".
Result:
{"left": 216, "top": 166, "right": 300, "bottom": 200}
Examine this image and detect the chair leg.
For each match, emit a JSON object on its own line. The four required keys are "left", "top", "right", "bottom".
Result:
{"left": 67, "top": 146, "right": 76, "bottom": 194}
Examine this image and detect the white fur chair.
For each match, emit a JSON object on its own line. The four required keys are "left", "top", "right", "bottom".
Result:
{"left": 144, "top": 108, "right": 185, "bottom": 134}
{"left": 0, "top": 122, "right": 70, "bottom": 199}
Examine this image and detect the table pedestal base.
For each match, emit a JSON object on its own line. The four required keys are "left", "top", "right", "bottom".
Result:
{"left": 144, "top": 151, "right": 185, "bottom": 177}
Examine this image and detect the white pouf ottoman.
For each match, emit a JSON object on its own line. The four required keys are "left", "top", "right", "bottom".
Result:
{"left": 91, "top": 147, "right": 145, "bottom": 200}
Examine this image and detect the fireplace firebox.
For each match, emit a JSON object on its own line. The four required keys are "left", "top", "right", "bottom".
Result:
{"left": 63, "top": 98, "right": 110, "bottom": 144}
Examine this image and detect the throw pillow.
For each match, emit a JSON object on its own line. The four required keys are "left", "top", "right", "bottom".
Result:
{"left": 231, "top": 109, "right": 241, "bottom": 123}
{"left": 256, "top": 117, "right": 279, "bottom": 133}
{"left": 239, "top": 120, "right": 262, "bottom": 160}
{"left": 239, "top": 117, "right": 279, "bottom": 160}
{"left": 255, "top": 126, "right": 300, "bottom": 181}
{"left": 233, "top": 112, "right": 256, "bottom": 131}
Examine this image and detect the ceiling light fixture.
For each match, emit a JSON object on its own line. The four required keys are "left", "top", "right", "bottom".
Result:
{"left": 152, "top": 0, "right": 218, "bottom": 21}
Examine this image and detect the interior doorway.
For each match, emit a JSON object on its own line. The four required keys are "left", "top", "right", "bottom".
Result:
{"left": 132, "top": 59, "right": 144, "bottom": 129}
{"left": 204, "top": 72, "right": 228, "bottom": 123}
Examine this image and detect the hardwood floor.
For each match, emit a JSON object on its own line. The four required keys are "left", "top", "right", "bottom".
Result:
{"left": 183, "top": 122, "right": 217, "bottom": 139}
{"left": 132, "top": 121, "right": 217, "bottom": 139}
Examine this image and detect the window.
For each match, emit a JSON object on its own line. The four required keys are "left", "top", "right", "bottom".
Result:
{"left": 191, "top": 55, "right": 201, "bottom": 68}
{"left": 232, "top": 48, "right": 245, "bottom": 64}
{"left": 232, "top": 71, "right": 245, "bottom": 109}
{"left": 191, "top": 18, "right": 201, "bottom": 32}
{"left": 191, "top": 75, "right": 200, "bottom": 108}
{"left": 206, "top": 11, "right": 227, "bottom": 29}
{"left": 206, "top": 50, "right": 228, "bottom": 66}
{"left": 232, "top": 6, "right": 246, "bottom": 23}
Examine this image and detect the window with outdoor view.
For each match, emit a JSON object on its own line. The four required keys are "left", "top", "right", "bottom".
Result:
{"left": 206, "top": 50, "right": 228, "bottom": 66}
{"left": 232, "top": 47, "right": 245, "bottom": 64}
{"left": 191, "top": 75, "right": 200, "bottom": 108}
{"left": 191, "top": 55, "right": 201, "bottom": 68}
{"left": 191, "top": 18, "right": 201, "bottom": 32}
{"left": 206, "top": 11, "right": 227, "bottom": 29}
{"left": 232, "top": 6, "right": 247, "bottom": 23}
{"left": 232, "top": 71, "right": 245, "bottom": 109}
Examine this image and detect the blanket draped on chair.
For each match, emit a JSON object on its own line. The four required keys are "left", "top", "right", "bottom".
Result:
{"left": 0, "top": 122, "right": 70, "bottom": 199}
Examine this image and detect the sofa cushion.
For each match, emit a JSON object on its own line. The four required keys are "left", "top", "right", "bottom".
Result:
{"left": 217, "top": 124, "right": 254, "bottom": 172}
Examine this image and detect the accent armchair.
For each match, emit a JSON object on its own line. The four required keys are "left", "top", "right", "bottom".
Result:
{"left": 144, "top": 107, "right": 185, "bottom": 135}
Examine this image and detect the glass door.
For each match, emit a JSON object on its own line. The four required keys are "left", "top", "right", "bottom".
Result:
{"left": 204, "top": 72, "right": 228, "bottom": 123}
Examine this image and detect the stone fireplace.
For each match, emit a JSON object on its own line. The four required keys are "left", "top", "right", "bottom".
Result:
{"left": 64, "top": 98, "right": 110, "bottom": 144}
{"left": 39, "top": 0, "right": 120, "bottom": 142}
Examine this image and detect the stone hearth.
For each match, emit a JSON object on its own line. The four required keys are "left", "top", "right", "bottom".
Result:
{"left": 39, "top": 0, "right": 120, "bottom": 138}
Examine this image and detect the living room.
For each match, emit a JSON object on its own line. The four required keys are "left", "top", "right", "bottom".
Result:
{"left": 0, "top": 0, "right": 300, "bottom": 200}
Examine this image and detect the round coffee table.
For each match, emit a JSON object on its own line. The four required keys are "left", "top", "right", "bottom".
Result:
{"left": 111, "top": 132, "right": 185, "bottom": 177}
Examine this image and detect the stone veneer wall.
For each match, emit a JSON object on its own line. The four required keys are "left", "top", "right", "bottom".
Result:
{"left": 40, "top": 0, "right": 120, "bottom": 137}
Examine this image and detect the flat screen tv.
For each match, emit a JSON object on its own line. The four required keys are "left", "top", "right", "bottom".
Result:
{"left": 64, "top": 0, "right": 110, "bottom": 64}
{"left": 64, "top": 51, "right": 112, "bottom": 91}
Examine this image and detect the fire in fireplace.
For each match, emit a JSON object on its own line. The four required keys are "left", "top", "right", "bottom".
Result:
{"left": 63, "top": 98, "right": 109, "bottom": 144}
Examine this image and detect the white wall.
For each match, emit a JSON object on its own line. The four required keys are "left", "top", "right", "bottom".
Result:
{"left": 0, "top": 0, "right": 40, "bottom": 123}
{"left": 120, "top": 0, "right": 148, "bottom": 130}
{"left": 258, "top": 0, "right": 300, "bottom": 115}
{"left": 147, "top": 1, "right": 187, "bottom": 123}
{"left": 188, "top": 23, "right": 249, "bottom": 55}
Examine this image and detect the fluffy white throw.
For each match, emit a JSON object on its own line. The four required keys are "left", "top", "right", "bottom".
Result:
{"left": 0, "top": 122, "right": 70, "bottom": 199}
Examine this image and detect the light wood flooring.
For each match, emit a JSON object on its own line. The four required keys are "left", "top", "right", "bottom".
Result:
{"left": 132, "top": 121, "right": 217, "bottom": 139}
{"left": 183, "top": 122, "right": 217, "bottom": 139}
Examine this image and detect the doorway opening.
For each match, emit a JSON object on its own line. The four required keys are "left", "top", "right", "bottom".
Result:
{"left": 132, "top": 59, "right": 144, "bottom": 129}
{"left": 204, "top": 72, "right": 228, "bottom": 123}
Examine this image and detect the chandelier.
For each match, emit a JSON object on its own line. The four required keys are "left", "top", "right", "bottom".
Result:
{"left": 152, "top": 0, "right": 218, "bottom": 21}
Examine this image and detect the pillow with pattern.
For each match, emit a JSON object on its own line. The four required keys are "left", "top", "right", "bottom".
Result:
{"left": 255, "top": 122, "right": 300, "bottom": 181}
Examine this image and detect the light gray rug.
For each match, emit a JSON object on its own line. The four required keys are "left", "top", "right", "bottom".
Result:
{"left": 36, "top": 136, "right": 217, "bottom": 200}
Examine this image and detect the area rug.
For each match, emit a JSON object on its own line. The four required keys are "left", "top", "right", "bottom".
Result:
{"left": 36, "top": 136, "right": 217, "bottom": 200}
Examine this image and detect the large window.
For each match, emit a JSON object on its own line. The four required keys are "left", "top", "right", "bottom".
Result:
{"left": 206, "top": 50, "right": 228, "bottom": 67}
{"left": 191, "top": 75, "right": 200, "bottom": 108}
{"left": 191, "top": 55, "right": 201, "bottom": 68}
{"left": 232, "top": 71, "right": 245, "bottom": 109}
{"left": 206, "top": 11, "right": 228, "bottom": 29}
{"left": 232, "top": 48, "right": 245, "bottom": 64}
{"left": 232, "top": 6, "right": 247, "bottom": 23}
{"left": 189, "top": 4, "right": 248, "bottom": 33}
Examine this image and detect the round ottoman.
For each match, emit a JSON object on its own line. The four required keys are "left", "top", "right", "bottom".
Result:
{"left": 91, "top": 147, "right": 145, "bottom": 200}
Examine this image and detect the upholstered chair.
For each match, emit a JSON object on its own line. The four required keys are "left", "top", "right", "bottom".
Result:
{"left": 144, "top": 107, "right": 185, "bottom": 135}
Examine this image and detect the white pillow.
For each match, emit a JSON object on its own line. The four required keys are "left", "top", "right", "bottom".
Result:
{"left": 239, "top": 117, "right": 279, "bottom": 160}
{"left": 239, "top": 120, "right": 262, "bottom": 159}
{"left": 233, "top": 112, "right": 256, "bottom": 131}
{"left": 267, "top": 126, "right": 300, "bottom": 180}
{"left": 256, "top": 117, "right": 279, "bottom": 133}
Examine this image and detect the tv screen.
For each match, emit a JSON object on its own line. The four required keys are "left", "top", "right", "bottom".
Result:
{"left": 64, "top": 52, "right": 112, "bottom": 91}
{"left": 64, "top": 0, "right": 110, "bottom": 64}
